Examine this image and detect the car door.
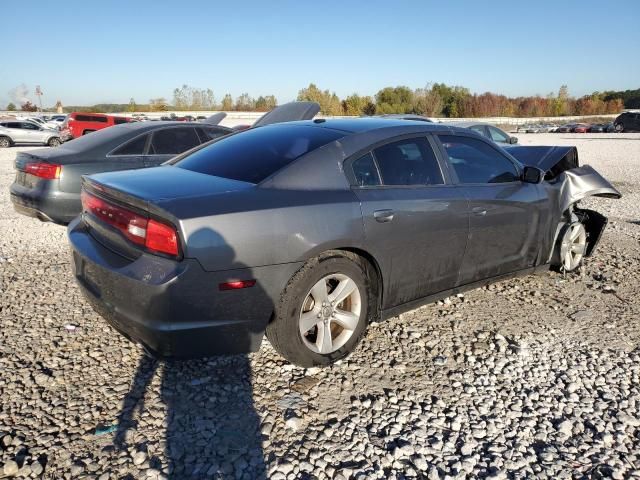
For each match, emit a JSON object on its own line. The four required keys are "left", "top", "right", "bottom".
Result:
{"left": 144, "top": 126, "right": 201, "bottom": 166}
{"left": 437, "top": 134, "right": 549, "bottom": 285}
{"left": 20, "top": 122, "right": 42, "bottom": 143}
{"left": 349, "top": 135, "right": 469, "bottom": 308}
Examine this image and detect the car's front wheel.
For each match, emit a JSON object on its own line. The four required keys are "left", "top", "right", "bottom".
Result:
{"left": 266, "top": 252, "right": 373, "bottom": 367}
{"left": 0, "top": 136, "right": 11, "bottom": 148}
{"left": 556, "top": 221, "right": 587, "bottom": 272}
{"left": 614, "top": 123, "right": 624, "bottom": 133}
{"left": 48, "top": 137, "right": 61, "bottom": 147}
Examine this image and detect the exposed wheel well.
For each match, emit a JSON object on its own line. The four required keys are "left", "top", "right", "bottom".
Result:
{"left": 334, "top": 248, "right": 383, "bottom": 321}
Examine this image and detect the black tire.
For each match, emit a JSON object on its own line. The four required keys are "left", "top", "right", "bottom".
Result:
{"left": 266, "top": 251, "right": 374, "bottom": 367}
{"left": 48, "top": 137, "right": 61, "bottom": 147}
{"left": 614, "top": 123, "right": 624, "bottom": 133}
{"left": 0, "top": 136, "right": 11, "bottom": 148}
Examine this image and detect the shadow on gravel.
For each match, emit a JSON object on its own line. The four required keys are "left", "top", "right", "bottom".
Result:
{"left": 110, "top": 227, "right": 267, "bottom": 479}
{"left": 115, "top": 356, "right": 266, "bottom": 479}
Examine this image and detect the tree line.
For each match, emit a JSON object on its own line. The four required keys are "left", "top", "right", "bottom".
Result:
{"left": 6, "top": 84, "right": 639, "bottom": 117}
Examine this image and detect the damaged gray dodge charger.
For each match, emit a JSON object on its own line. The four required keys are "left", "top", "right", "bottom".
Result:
{"left": 67, "top": 118, "right": 620, "bottom": 367}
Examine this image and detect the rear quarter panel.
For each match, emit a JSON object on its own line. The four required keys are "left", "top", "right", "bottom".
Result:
{"left": 174, "top": 189, "right": 365, "bottom": 272}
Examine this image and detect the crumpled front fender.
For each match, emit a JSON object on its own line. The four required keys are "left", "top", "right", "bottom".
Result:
{"left": 556, "top": 165, "right": 621, "bottom": 213}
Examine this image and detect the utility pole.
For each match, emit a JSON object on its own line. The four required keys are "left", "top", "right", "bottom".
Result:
{"left": 35, "top": 85, "right": 43, "bottom": 112}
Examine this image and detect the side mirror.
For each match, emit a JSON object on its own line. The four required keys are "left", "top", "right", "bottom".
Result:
{"left": 522, "top": 166, "right": 544, "bottom": 184}
{"left": 509, "top": 136, "right": 518, "bottom": 144}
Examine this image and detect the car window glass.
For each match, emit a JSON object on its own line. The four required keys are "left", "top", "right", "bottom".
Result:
{"left": 149, "top": 127, "right": 200, "bottom": 155}
{"left": 373, "top": 137, "right": 443, "bottom": 186}
{"left": 439, "top": 135, "right": 519, "bottom": 184}
{"left": 175, "top": 124, "right": 345, "bottom": 184}
{"left": 469, "top": 125, "right": 486, "bottom": 137}
{"left": 22, "top": 122, "right": 39, "bottom": 130}
{"left": 489, "top": 126, "right": 509, "bottom": 143}
{"left": 112, "top": 134, "right": 148, "bottom": 155}
{"left": 7, "top": 123, "right": 21, "bottom": 129}
{"left": 196, "top": 127, "right": 229, "bottom": 143}
{"left": 352, "top": 152, "right": 381, "bottom": 186}
{"left": 113, "top": 118, "right": 129, "bottom": 125}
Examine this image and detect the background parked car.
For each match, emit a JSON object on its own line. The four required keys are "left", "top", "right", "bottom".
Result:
{"left": 451, "top": 121, "right": 517, "bottom": 144}
{"left": 10, "top": 102, "right": 321, "bottom": 224}
{"left": 613, "top": 111, "right": 640, "bottom": 132}
{"left": 588, "top": 123, "right": 616, "bottom": 133}
{"left": 573, "top": 123, "right": 591, "bottom": 133}
{"left": 59, "top": 112, "right": 134, "bottom": 141}
{"left": 556, "top": 123, "right": 578, "bottom": 133}
{"left": 0, "top": 121, "right": 61, "bottom": 148}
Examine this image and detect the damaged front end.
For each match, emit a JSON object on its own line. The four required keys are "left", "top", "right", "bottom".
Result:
{"left": 505, "top": 145, "right": 621, "bottom": 263}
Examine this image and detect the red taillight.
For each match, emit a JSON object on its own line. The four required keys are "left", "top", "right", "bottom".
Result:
{"left": 219, "top": 280, "right": 256, "bottom": 291}
{"left": 145, "top": 219, "right": 178, "bottom": 256}
{"left": 81, "top": 190, "right": 179, "bottom": 257}
{"left": 25, "top": 162, "right": 61, "bottom": 180}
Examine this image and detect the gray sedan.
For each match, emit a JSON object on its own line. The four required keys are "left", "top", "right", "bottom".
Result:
{"left": 0, "top": 121, "right": 61, "bottom": 147}
{"left": 68, "top": 118, "right": 619, "bottom": 367}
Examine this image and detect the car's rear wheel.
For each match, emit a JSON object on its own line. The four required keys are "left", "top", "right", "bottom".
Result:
{"left": 48, "top": 137, "right": 61, "bottom": 147}
{"left": 557, "top": 222, "right": 587, "bottom": 272}
{"left": 614, "top": 123, "right": 624, "bottom": 133}
{"left": 266, "top": 252, "right": 372, "bottom": 367}
{"left": 0, "top": 136, "right": 10, "bottom": 148}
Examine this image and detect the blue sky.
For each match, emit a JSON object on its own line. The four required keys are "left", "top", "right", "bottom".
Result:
{"left": 3, "top": 0, "right": 639, "bottom": 107}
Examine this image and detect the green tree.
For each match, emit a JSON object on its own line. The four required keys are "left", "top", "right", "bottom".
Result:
{"left": 127, "top": 98, "right": 137, "bottom": 112}
{"left": 342, "top": 94, "right": 375, "bottom": 116}
{"left": 297, "top": 83, "right": 343, "bottom": 115}
{"left": 6, "top": 102, "right": 16, "bottom": 111}
{"left": 375, "top": 86, "right": 414, "bottom": 114}
{"left": 221, "top": 94, "right": 233, "bottom": 111}
{"left": 412, "top": 85, "right": 443, "bottom": 116}
{"left": 255, "top": 95, "right": 277, "bottom": 111}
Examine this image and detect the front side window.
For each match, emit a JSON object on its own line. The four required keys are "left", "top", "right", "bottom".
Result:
{"left": 21, "top": 122, "right": 39, "bottom": 130}
{"left": 112, "top": 133, "right": 149, "bottom": 155}
{"left": 373, "top": 137, "right": 444, "bottom": 186}
{"left": 439, "top": 135, "right": 519, "bottom": 184}
{"left": 149, "top": 128, "right": 200, "bottom": 155}
{"left": 352, "top": 152, "right": 381, "bottom": 186}
{"left": 488, "top": 126, "right": 509, "bottom": 143}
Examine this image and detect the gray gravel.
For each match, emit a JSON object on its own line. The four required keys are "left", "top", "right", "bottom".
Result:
{"left": 1, "top": 133, "right": 640, "bottom": 479}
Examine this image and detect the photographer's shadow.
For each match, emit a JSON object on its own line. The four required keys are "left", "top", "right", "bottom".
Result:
{"left": 114, "top": 228, "right": 268, "bottom": 479}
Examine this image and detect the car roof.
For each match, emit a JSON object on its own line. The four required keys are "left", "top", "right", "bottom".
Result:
{"left": 270, "top": 117, "right": 449, "bottom": 134}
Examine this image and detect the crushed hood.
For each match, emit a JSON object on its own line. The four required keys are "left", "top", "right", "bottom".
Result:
{"left": 504, "top": 145, "right": 579, "bottom": 178}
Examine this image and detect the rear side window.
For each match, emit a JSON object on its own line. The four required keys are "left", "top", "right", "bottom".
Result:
{"left": 352, "top": 153, "right": 381, "bottom": 186}
{"left": 112, "top": 134, "right": 149, "bottom": 155}
{"left": 76, "top": 115, "right": 108, "bottom": 123}
{"left": 21, "top": 122, "right": 39, "bottom": 130}
{"left": 149, "top": 128, "right": 200, "bottom": 155}
{"left": 439, "top": 135, "right": 519, "bottom": 184}
{"left": 373, "top": 137, "right": 444, "bottom": 186}
{"left": 196, "top": 127, "right": 229, "bottom": 143}
{"left": 469, "top": 125, "right": 487, "bottom": 137}
{"left": 113, "top": 117, "right": 129, "bottom": 125}
{"left": 175, "top": 125, "right": 345, "bottom": 184}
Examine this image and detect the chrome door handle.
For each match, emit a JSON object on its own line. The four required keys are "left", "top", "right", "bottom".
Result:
{"left": 374, "top": 209, "right": 394, "bottom": 223}
{"left": 472, "top": 207, "right": 487, "bottom": 216}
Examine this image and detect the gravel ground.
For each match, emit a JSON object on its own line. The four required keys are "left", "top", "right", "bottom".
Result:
{"left": 1, "top": 133, "right": 639, "bottom": 479}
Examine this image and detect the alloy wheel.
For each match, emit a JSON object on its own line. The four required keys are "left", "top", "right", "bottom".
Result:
{"left": 560, "top": 222, "right": 587, "bottom": 271}
{"left": 0, "top": 138, "right": 9, "bottom": 148}
{"left": 299, "top": 273, "right": 362, "bottom": 354}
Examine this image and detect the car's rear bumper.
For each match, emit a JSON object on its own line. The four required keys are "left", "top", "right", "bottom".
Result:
{"left": 10, "top": 180, "right": 80, "bottom": 224}
{"left": 67, "top": 217, "right": 301, "bottom": 358}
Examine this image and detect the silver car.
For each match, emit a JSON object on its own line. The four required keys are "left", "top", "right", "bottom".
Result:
{"left": 0, "top": 121, "right": 61, "bottom": 148}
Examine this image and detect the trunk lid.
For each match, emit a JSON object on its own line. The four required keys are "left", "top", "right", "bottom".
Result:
{"left": 503, "top": 145, "right": 579, "bottom": 178}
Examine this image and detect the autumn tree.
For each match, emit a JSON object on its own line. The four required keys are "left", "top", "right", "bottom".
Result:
{"left": 21, "top": 101, "right": 38, "bottom": 112}
{"left": 221, "top": 94, "right": 233, "bottom": 111}
{"left": 127, "top": 98, "right": 137, "bottom": 112}
{"left": 149, "top": 98, "right": 168, "bottom": 111}
{"left": 255, "top": 95, "right": 277, "bottom": 111}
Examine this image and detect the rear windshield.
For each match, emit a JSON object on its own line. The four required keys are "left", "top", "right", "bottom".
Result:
{"left": 174, "top": 124, "right": 345, "bottom": 184}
